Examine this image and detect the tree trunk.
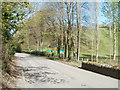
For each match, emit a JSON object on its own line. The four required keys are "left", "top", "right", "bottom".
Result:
{"left": 57, "top": 37, "right": 61, "bottom": 58}
{"left": 27, "top": 29, "right": 30, "bottom": 51}
{"left": 95, "top": 2, "right": 99, "bottom": 63}
{"left": 67, "top": 3, "right": 72, "bottom": 61}
{"left": 0, "top": 30, "right": 2, "bottom": 61}
{"left": 109, "top": 24, "right": 112, "bottom": 62}
{"left": 76, "top": 2, "right": 82, "bottom": 61}
{"left": 37, "top": 38, "right": 40, "bottom": 51}
{"left": 113, "top": 22, "right": 116, "bottom": 60}
{"left": 64, "top": 27, "right": 68, "bottom": 58}
{"left": 90, "top": 2, "right": 94, "bottom": 62}
{"left": 62, "top": 18, "right": 67, "bottom": 59}
{"left": 58, "top": 18, "right": 63, "bottom": 58}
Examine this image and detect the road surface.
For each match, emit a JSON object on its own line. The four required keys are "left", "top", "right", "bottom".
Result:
{"left": 15, "top": 53, "right": 118, "bottom": 88}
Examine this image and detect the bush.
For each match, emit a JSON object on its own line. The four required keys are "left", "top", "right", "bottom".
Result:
{"left": 15, "top": 44, "right": 22, "bottom": 53}
{"left": 31, "top": 51, "right": 46, "bottom": 56}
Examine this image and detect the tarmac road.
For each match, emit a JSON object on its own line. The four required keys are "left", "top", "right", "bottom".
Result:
{"left": 15, "top": 53, "right": 118, "bottom": 88}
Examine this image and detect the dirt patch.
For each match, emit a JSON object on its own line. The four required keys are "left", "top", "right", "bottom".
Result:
{"left": 2, "top": 57, "right": 23, "bottom": 89}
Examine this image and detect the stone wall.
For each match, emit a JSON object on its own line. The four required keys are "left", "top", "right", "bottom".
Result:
{"left": 82, "top": 62, "right": 120, "bottom": 79}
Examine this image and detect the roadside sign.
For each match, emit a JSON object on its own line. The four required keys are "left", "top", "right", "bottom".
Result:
{"left": 60, "top": 50, "right": 65, "bottom": 53}
{"left": 49, "top": 50, "right": 54, "bottom": 52}
{"left": 53, "top": 48, "right": 57, "bottom": 51}
{"left": 31, "top": 50, "right": 34, "bottom": 52}
{"left": 40, "top": 49, "right": 44, "bottom": 52}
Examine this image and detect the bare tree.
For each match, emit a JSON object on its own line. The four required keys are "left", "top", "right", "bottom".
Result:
{"left": 95, "top": 2, "right": 99, "bottom": 62}
{"left": 113, "top": 22, "right": 116, "bottom": 60}
{"left": 90, "top": 2, "right": 95, "bottom": 62}
{"left": 76, "top": 1, "right": 82, "bottom": 61}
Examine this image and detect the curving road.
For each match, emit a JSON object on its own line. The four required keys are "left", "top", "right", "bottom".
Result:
{"left": 15, "top": 53, "right": 118, "bottom": 88}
